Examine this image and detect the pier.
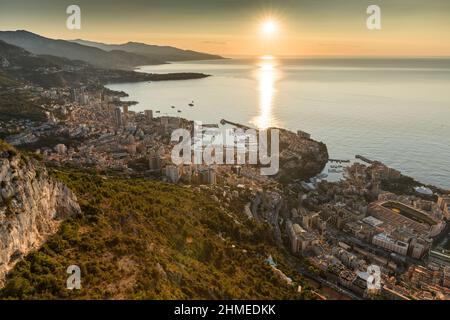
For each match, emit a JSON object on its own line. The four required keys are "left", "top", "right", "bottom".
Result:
{"left": 355, "top": 155, "right": 374, "bottom": 164}
{"left": 220, "top": 119, "right": 252, "bottom": 130}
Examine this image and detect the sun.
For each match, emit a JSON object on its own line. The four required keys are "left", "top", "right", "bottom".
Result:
{"left": 261, "top": 19, "right": 277, "bottom": 36}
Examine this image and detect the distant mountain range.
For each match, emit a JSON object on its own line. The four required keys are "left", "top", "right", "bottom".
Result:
{"left": 0, "top": 39, "right": 209, "bottom": 88}
{"left": 71, "top": 39, "right": 224, "bottom": 63}
{"left": 0, "top": 30, "right": 224, "bottom": 70}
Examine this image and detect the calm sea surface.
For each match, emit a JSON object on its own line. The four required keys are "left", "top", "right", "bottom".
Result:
{"left": 106, "top": 57, "right": 450, "bottom": 189}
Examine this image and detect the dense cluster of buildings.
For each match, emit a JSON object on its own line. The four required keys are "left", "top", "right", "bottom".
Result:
{"left": 280, "top": 159, "right": 450, "bottom": 299}
{"left": 4, "top": 85, "right": 283, "bottom": 192}
{"left": 3, "top": 81, "right": 450, "bottom": 300}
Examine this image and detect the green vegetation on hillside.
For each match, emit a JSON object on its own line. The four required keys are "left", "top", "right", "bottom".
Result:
{"left": 0, "top": 139, "right": 17, "bottom": 155}
{"left": 1, "top": 39, "right": 209, "bottom": 88}
{"left": 0, "top": 72, "right": 18, "bottom": 87}
{"left": 0, "top": 168, "right": 315, "bottom": 299}
{"left": 0, "top": 91, "right": 47, "bottom": 122}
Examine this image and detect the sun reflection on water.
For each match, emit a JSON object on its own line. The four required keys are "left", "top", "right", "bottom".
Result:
{"left": 251, "top": 56, "right": 280, "bottom": 129}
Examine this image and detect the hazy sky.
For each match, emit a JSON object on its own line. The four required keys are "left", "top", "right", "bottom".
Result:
{"left": 1, "top": 0, "right": 450, "bottom": 56}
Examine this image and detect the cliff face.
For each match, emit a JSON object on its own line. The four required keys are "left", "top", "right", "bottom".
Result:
{"left": 0, "top": 147, "right": 80, "bottom": 286}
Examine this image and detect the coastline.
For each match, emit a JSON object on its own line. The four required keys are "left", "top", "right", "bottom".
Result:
{"left": 106, "top": 58, "right": 450, "bottom": 190}
{"left": 107, "top": 81, "right": 448, "bottom": 194}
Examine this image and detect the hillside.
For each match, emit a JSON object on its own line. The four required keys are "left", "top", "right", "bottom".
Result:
{"left": 0, "top": 167, "right": 315, "bottom": 299}
{"left": 0, "top": 39, "right": 60, "bottom": 70}
{"left": 72, "top": 39, "right": 225, "bottom": 62}
{"left": 0, "top": 71, "right": 18, "bottom": 87}
{"left": 0, "top": 31, "right": 224, "bottom": 70}
{"left": 0, "top": 143, "right": 81, "bottom": 287}
{"left": 0, "top": 91, "right": 47, "bottom": 122}
{"left": 0, "top": 30, "right": 164, "bottom": 70}
{"left": 0, "top": 40, "right": 209, "bottom": 89}
{"left": 0, "top": 39, "right": 89, "bottom": 88}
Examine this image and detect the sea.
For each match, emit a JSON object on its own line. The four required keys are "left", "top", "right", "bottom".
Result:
{"left": 106, "top": 57, "right": 450, "bottom": 189}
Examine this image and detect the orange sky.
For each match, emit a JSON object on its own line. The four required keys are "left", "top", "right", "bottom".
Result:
{"left": 1, "top": 0, "right": 450, "bottom": 57}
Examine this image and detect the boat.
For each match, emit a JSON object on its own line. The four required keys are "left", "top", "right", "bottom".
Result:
{"left": 316, "top": 173, "right": 328, "bottom": 179}
{"left": 414, "top": 186, "right": 433, "bottom": 195}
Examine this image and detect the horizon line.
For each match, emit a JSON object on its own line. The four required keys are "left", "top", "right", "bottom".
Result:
{"left": 2, "top": 29, "right": 450, "bottom": 59}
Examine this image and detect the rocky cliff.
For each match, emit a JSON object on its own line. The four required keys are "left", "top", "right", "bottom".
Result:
{"left": 0, "top": 143, "right": 80, "bottom": 286}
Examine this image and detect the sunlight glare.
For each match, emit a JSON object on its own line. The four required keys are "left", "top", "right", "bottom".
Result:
{"left": 262, "top": 20, "right": 277, "bottom": 36}
{"left": 251, "top": 57, "right": 280, "bottom": 129}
